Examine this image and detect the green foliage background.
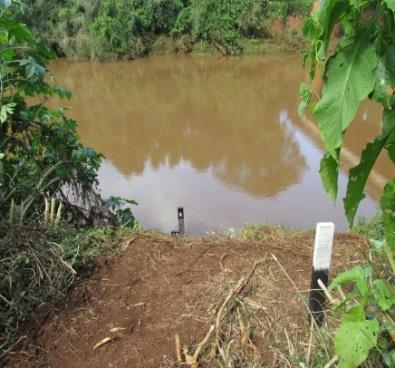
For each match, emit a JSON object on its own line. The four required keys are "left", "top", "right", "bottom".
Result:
{"left": 0, "top": 2, "right": 139, "bottom": 354}
{"left": 18, "top": 0, "right": 312, "bottom": 59}
{"left": 0, "top": 2, "right": 103, "bottom": 223}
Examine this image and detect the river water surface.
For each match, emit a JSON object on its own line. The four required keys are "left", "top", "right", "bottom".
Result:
{"left": 50, "top": 55, "right": 393, "bottom": 234}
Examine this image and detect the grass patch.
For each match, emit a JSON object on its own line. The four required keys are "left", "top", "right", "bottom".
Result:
{"left": 242, "top": 32, "right": 307, "bottom": 54}
{"left": 0, "top": 223, "right": 136, "bottom": 357}
{"left": 351, "top": 214, "right": 384, "bottom": 240}
{"left": 237, "top": 223, "right": 308, "bottom": 242}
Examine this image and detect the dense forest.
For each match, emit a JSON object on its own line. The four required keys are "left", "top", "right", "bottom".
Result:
{"left": 19, "top": 0, "right": 312, "bottom": 59}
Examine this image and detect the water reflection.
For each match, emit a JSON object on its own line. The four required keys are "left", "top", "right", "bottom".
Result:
{"left": 49, "top": 55, "right": 391, "bottom": 234}
{"left": 51, "top": 56, "right": 307, "bottom": 197}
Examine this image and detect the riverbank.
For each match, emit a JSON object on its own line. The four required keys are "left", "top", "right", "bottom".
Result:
{"left": 19, "top": 0, "right": 311, "bottom": 61}
{"left": 47, "top": 33, "right": 309, "bottom": 61}
{"left": 149, "top": 33, "right": 308, "bottom": 58}
{"left": 3, "top": 225, "right": 366, "bottom": 367}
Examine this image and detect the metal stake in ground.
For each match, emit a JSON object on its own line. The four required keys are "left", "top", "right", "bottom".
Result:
{"left": 178, "top": 207, "right": 185, "bottom": 236}
{"left": 309, "top": 222, "right": 335, "bottom": 326}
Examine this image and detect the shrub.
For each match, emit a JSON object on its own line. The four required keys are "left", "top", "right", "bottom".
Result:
{"left": 0, "top": 3, "right": 104, "bottom": 223}
{"left": 17, "top": 0, "right": 313, "bottom": 59}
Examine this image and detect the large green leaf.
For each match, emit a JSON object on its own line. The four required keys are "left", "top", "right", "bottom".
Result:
{"left": 0, "top": 17, "right": 33, "bottom": 44}
{"left": 381, "top": 180, "right": 395, "bottom": 250}
{"left": 385, "top": 46, "right": 395, "bottom": 85}
{"left": 20, "top": 57, "right": 46, "bottom": 79}
{"left": 384, "top": 350, "right": 395, "bottom": 367}
{"left": 387, "top": 137, "right": 395, "bottom": 163}
{"left": 335, "top": 306, "right": 379, "bottom": 368}
{"left": 384, "top": 0, "right": 395, "bottom": 12}
{"left": 372, "top": 60, "right": 391, "bottom": 109}
{"left": 0, "top": 102, "right": 15, "bottom": 123}
{"left": 329, "top": 266, "right": 372, "bottom": 295}
{"left": 320, "top": 151, "right": 339, "bottom": 201}
{"left": 313, "top": 34, "right": 378, "bottom": 156}
{"left": 384, "top": 108, "right": 395, "bottom": 163}
{"left": 344, "top": 110, "right": 395, "bottom": 225}
{"left": 316, "top": 0, "right": 350, "bottom": 57}
{"left": 373, "top": 279, "right": 395, "bottom": 311}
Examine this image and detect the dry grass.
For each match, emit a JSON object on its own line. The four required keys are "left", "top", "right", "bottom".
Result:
{"left": 237, "top": 223, "right": 308, "bottom": 242}
{"left": 0, "top": 225, "right": 75, "bottom": 358}
{"left": 169, "top": 228, "right": 367, "bottom": 368}
{"left": 0, "top": 224, "right": 134, "bottom": 359}
{"left": 172, "top": 256, "right": 323, "bottom": 367}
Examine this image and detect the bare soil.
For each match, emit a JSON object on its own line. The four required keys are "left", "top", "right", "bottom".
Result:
{"left": 5, "top": 230, "right": 365, "bottom": 368}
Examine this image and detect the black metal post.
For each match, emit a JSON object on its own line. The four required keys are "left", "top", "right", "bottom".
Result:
{"left": 178, "top": 207, "right": 185, "bottom": 236}
{"left": 309, "top": 269, "right": 329, "bottom": 326}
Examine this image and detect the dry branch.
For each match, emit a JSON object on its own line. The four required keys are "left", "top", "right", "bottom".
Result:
{"left": 215, "top": 259, "right": 264, "bottom": 345}
{"left": 92, "top": 337, "right": 112, "bottom": 350}
{"left": 219, "top": 253, "right": 229, "bottom": 273}
{"left": 324, "top": 356, "right": 339, "bottom": 368}
{"left": 175, "top": 334, "right": 181, "bottom": 363}
{"left": 193, "top": 324, "right": 215, "bottom": 361}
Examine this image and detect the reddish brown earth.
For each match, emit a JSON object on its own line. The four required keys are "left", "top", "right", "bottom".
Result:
{"left": 6, "top": 231, "right": 364, "bottom": 368}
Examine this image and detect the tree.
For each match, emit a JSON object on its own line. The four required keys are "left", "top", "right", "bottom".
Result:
{"left": 0, "top": 1, "right": 102, "bottom": 223}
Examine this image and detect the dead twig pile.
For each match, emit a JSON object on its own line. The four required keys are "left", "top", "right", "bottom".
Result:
{"left": 171, "top": 233, "right": 364, "bottom": 367}
{"left": 173, "top": 258, "right": 293, "bottom": 367}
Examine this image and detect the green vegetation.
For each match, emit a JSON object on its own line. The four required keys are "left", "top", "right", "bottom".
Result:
{"left": 18, "top": 0, "right": 313, "bottom": 60}
{"left": 0, "top": 1, "right": 102, "bottom": 223}
{"left": 302, "top": 0, "right": 395, "bottom": 366}
{"left": 0, "top": 2, "right": 138, "bottom": 355}
{"left": 352, "top": 214, "right": 385, "bottom": 240}
{"left": 0, "top": 224, "right": 131, "bottom": 353}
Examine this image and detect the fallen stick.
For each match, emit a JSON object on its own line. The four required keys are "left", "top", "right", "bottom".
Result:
{"left": 318, "top": 278, "right": 339, "bottom": 305}
{"left": 237, "top": 308, "right": 260, "bottom": 356}
{"left": 305, "top": 320, "right": 314, "bottom": 367}
{"left": 219, "top": 253, "right": 229, "bottom": 273}
{"left": 193, "top": 325, "right": 215, "bottom": 361}
{"left": 324, "top": 356, "right": 339, "bottom": 368}
{"left": 93, "top": 337, "right": 112, "bottom": 350}
{"left": 0, "top": 335, "right": 26, "bottom": 359}
{"left": 124, "top": 235, "right": 138, "bottom": 249}
{"left": 179, "top": 325, "right": 216, "bottom": 367}
{"left": 175, "top": 334, "right": 181, "bottom": 363}
{"left": 215, "top": 259, "right": 264, "bottom": 345}
{"left": 110, "top": 327, "right": 126, "bottom": 333}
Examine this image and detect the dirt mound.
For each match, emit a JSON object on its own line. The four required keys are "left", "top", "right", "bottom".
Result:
{"left": 6, "top": 231, "right": 364, "bottom": 367}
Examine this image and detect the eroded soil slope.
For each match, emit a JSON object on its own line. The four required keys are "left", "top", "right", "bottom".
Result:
{"left": 7, "top": 231, "right": 364, "bottom": 368}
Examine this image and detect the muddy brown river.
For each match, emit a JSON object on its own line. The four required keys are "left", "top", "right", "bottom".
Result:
{"left": 50, "top": 54, "right": 393, "bottom": 234}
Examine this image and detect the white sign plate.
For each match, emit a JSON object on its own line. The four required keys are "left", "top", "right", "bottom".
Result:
{"left": 313, "top": 222, "right": 335, "bottom": 271}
